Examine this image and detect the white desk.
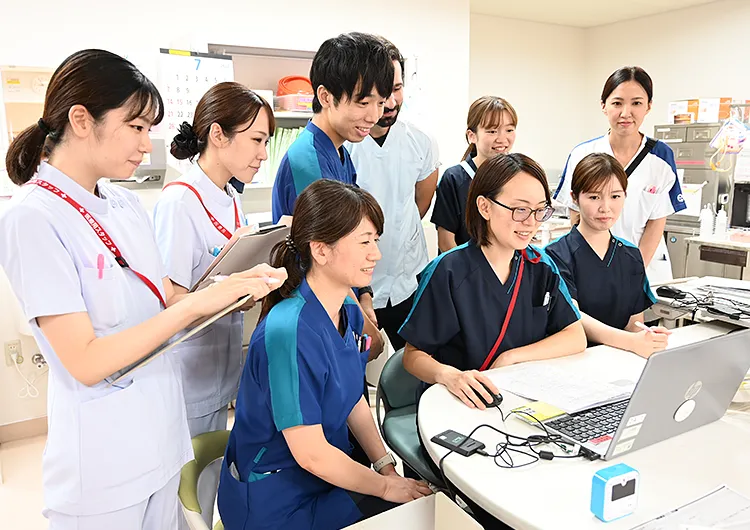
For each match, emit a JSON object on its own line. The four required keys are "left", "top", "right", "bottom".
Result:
{"left": 417, "top": 323, "right": 750, "bottom": 530}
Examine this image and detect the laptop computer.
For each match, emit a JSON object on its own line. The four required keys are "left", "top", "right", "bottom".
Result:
{"left": 542, "top": 328, "right": 750, "bottom": 460}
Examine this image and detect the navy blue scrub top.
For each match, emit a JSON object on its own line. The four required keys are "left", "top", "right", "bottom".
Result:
{"left": 431, "top": 158, "right": 477, "bottom": 247}
{"left": 218, "top": 278, "right": 369, "bottom": 530}
{"left": 545, "top": 226, "right": 656, "bottom": 334}
{"left": 399, "top": 242, "right": 580, "bottom": 371}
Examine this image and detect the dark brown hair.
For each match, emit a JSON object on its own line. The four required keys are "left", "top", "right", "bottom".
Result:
{"left": 170, "top": 82, "right": 275, "bottom": 160}
{"left": 463, "top": 96, "right": 518, "bottom": 160}
{"left": 380, "top": 37, "right": 405, "bottom": 80}
{"left": 260, "top": 179, "right": 385, "bottom": 319}
{"left": 466, "top": 153, "right": 550, "bottom": 246}
{"left": 601, "top": 66, "right": 653, "bottom": 104}
{"left": 571, "top": 153, "right": 628, "bottom": 200}
{"left": 5, "top": 49, "right": 163, "bottom": 185}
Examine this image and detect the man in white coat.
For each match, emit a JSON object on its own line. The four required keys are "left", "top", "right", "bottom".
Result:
{"left": 347, "top": 38, "right": 440, "bottom": 351}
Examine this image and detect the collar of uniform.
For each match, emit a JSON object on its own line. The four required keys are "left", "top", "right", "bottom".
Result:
{"left": 467, "top": 243, "right": 524, "bottom": 294}
{"left": 604, "top": 131, "right": 648, "bottom": 159}
{"left": 190, "top": 161, "right": 234, "bottom": 208}
{"left": 306, "top": 121, "right": 347, "bottom": 165}
{"left": 365, "top": 120, "right": 403, "bottom": 153}
{"left": 296, "top": 277, "right": 356, "bottom": 334}
{"left": 571, "top": 225, "right": 618, "bottom": 266}
{"left": 36, "top": 162, "right": 109, "bottom": 215}
{"left": 465, "top": 156, "right": 478, "bottom": 172}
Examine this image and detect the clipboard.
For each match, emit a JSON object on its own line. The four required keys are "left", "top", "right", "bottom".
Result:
{"left": 106, "top": 294, "right": 253, "bottom": 385}
{"left": 190, "top": 224, "right": 290, "bottom": 292}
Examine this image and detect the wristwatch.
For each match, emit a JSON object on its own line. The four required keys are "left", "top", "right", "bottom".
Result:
{"left": 372, "top": 452, "right": 397, "bottom": 473}
{"left": 358, "top": 285, "right": 374, "bottom": 298}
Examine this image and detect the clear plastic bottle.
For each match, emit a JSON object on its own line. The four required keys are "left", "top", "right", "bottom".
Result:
{"left": 714, "top": 206, "right": 728, "bottom": 240}
{"left": 699, "top": 204, "right": 715, "bottom": 239}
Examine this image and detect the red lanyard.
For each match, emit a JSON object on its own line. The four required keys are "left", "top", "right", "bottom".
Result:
{"left": 28, "top": 179, "right": 166, "bottom": 308}
{"left": 479, "top": 249, "right": 540, "bottom": 371}
{"left": 163, "top": 181, "right": 241, "bottom": 240}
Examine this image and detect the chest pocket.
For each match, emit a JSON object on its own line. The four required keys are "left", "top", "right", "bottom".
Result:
{"left": 638, "top": 187, "right": 662, "bottom": 217}
{"left": 79, "top": 264, "right": 127, "bottom": 334}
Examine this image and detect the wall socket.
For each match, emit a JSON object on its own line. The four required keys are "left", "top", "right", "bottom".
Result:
{"left": 4, "top": 340, "right": 22, "bottom": 366}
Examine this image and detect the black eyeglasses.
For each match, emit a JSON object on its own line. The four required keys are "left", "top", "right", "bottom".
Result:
{"left": 487, "top": 197, "right": 554, "bottom": 222}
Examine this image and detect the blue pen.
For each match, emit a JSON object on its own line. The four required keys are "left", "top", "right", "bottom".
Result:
{"left": 210, "top": 245, "right": 222, "bottom": 257}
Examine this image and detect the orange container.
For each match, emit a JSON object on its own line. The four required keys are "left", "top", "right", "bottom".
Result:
{"left": 277, "top": 76, "right": 313, "bottom": 96}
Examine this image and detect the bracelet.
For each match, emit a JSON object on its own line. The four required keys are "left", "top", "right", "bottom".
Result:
{"left": 372, "top": 452, "right": 396, "bottom": 473}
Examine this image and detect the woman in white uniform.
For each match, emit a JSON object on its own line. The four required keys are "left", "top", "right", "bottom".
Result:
{"left": 554, "top": 66, "right": 686, "bottom": 283}
{"left": 153, "top": 82, "right": 274, "bottom": 529}
{"left": 0, "top": 49, "right": 286, "bottom": 530}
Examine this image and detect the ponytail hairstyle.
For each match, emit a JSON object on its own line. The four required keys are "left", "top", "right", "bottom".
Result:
{"left": 260, "top": 179, "right": 384, "bottom": 320}
{"left": 5, "top": 49, "right": 163, "bottom": 185}
{"left": 170, "top": 81, "right": 275, "bottom": 161}
{"left": 462, "top": 96, "right": 518, "bottom": 161}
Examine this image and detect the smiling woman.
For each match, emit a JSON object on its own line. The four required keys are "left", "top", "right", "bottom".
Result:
{"left": 219, "top": 179, "right": 432, "bottom": 529}
{"left": 401, "top": 153, "right": 586, "bottom": 408}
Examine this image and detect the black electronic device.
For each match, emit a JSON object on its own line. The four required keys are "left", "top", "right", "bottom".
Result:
{"left": 431, "top": 430, "right": 486, "bottom": 457}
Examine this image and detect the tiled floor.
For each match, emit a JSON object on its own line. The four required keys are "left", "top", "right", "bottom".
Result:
{"left": 0, "top": 406, "right": 400, "bottom": 530}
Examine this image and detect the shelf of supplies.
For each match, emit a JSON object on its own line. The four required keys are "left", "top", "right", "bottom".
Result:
{"left": 273, "top": 111, "right": 312, "bottom": 119}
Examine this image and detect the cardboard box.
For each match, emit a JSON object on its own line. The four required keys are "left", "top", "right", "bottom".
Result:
{"left": 344, "top": 493, "right": 483, "bottom": 530}
{"left": 669, "top": 98, "right": 735, "bottom": 124}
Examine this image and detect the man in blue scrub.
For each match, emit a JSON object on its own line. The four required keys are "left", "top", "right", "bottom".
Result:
{"left": 271, "top": 31, "right": 394, "bottom": 467}
{"left": 271, "top": 32, "right": 394, "bottom": 223}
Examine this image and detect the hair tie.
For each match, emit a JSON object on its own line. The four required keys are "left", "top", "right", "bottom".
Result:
{"left": 285, "top": 234, "right": 298, "bottom": 254}
{"left": 174, "top": 121, "right": 200, "bottom": 155}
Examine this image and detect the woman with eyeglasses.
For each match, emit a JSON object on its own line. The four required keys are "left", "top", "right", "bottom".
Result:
{"left": 401, "top": 153, "right": 586, "bottom": 410}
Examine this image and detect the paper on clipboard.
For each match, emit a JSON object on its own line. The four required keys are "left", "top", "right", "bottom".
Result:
{"left": 105, "top": 294, "right": 253, "bottom": 385}
{"left": 190, "top": 224, "right": 289, "bottom": 292}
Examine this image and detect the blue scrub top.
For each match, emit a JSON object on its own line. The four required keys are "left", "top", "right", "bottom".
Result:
{"left": 218, "top": 278, "right": 369, "bottom": 530}
{"left": 430, "top": 158, "right": 476, "bottom": 247}
{"left": 545, "top": 226, "right": 656, "bottom": 334}
{"left": 271, "top": 121, "right": 357, "bottom": 223}
{"left": 399, "top": 242, "right": 580, "bottom": 371}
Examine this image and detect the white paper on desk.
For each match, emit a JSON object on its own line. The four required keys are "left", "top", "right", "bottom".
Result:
{"left": 630, "top": 485, "right": 750, "bottom": 530}
{"left": 491, "top": 363, "right": 634, "bottom": 413}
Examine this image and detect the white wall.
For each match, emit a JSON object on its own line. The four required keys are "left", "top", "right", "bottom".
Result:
{"left": 583, "top": 0, "right": 750, "bottom": 140}
{"left": 469, "top": 14, "right": 587, "bottom": 174}
{"left": 0, "top": 0, "right": 470, "bottom": 427}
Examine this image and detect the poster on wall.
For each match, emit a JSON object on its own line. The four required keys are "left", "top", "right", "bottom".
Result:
{"left": 157, "top": 49, "right": 234, "bottom": 171}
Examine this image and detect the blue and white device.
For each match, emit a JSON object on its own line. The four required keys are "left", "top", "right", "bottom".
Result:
{"left": 591, "top": 463, "right": 639, "bottom": 522}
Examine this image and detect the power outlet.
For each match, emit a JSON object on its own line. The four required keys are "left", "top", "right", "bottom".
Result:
{"left": 4, "top": 340, "right": 22, "bottom": 366}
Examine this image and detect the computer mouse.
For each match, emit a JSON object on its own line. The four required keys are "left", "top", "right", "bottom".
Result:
{"left": 473, "top": 382, "right": 503, "bottom": 408}
{"left": 656, "top": 285, "right": 686, "bottom": 299}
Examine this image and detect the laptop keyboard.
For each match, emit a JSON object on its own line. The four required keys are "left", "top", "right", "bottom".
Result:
{"left": 546, "top": 400, "right": 629, "bottom": 443}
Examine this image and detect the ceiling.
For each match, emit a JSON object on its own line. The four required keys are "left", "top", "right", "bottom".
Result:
{"left": 470, "top": 0, "right": 721, "bottom": 28}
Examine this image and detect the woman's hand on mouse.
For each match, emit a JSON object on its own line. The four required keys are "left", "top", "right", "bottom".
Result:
{"left": 436, "top": 365, "right": 500, "bottom": 409}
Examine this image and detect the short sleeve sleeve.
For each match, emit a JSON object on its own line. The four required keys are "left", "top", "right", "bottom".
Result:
{"left": 398, "top": 261, "right": 461, "bottom": 354}
{"left": 153, "top": 194, "right": 199, "bottom": 290}
{"left": 431, "top": 173, "right": 461, "bottom": 233}
{"left": 545, "top": 243, "right": 578, "bottom": 302}
{"left": 0, "top": 204, "right": 86, "bottom": 321}
{"left": 266, "top": 318, "right": 329, "bottom": 431}
{"left": 417, "top": 131, "right": 440, "bottom": 182}
{"left": 543, "top": 261, "right": 581, "bottom": 336}
{"left": 554, "top": 152, "right": 577, "bottom": 211}
{"left": 631, "top": 264, "right": 657, "bottom": 316}
{"left": 272, "top": 157, "right": 296, "bottom": 223}
{"left": 649, "top": 150, "right": 685, "bottom": 219}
